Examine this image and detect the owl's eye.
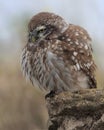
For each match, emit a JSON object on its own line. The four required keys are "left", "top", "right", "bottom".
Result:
{"left": 37, "top": 28, "right": 46, "bottom": 34}
{"left": 29, "top": 25, "right": 53, "bottom": 43}
{"left": 36, "top": 25, "right": 46, "bottom": 34}
{"left": 29, "top": 28, "right": 46, "bottom": 42}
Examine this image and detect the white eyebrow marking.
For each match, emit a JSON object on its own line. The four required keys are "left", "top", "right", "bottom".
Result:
{"left": 36, "top": 26, "right": 46, "bottom": 30}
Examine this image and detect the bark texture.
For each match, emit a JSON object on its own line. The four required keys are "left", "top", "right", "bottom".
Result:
{"left": 46, "top": 89, "right": 104, "bottom": 130}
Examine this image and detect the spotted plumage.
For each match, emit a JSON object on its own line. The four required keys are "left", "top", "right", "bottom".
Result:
{"left": 21, "top": 12, "right": 97, "bottom": 94}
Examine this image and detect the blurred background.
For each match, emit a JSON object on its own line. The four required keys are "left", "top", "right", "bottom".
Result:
{"left": 0, "top": 0, "right": 104, "bottom": 130}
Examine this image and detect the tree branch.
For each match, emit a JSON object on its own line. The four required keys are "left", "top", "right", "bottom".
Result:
{"left": 46, "top": 89, "right": 104, "bottom": 130}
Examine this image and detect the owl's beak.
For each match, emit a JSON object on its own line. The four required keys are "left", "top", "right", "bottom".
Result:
{"left": 31, "top": 36, "right": 36, "bottom": 42}
{"left": 28, "top": 31, "right": 39, "bottom": 42}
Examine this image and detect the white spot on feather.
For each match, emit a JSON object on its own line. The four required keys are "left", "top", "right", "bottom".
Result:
{"left": 67, "top": 38, "right": 71, "bottom": 41}
{"left": 75, "top": 41, "right": 79, "bottom": 45}
{"left": 73, "top": 51, "right": 78, "bottom": 56}
{"left": 85, "top": 45, "right": 88, "bottom": 50}
{"left": 76, "top": 63, "right": 80, "bottom": 70}
{"left": 71, "top": 56, "right": 75, "bottom": 60}
{"left": 56, "top": 40, "right": 59, "bottom": 44}
{"left": 75, "top": 32, "right": 79, "bottom": 36}
{"left": 52, "top": 44, "right": 55, "bottom": 48}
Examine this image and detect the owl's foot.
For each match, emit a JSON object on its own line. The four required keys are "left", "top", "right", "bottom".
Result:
{"left": 45, "top": 91, "right": 56, "bottom": 99}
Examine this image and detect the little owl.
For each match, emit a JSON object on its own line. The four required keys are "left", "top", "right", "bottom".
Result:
{"left": 21, "top": 12, "right": 97, "bottom": 95}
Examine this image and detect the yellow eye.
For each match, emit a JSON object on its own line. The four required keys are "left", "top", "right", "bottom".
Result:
{"left": 38, "top": 29, "right": 44, "bottom": 33}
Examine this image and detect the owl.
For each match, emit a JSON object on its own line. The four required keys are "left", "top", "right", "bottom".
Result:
{"left": 21, "top": 12, "right": 97, "bottom": 95}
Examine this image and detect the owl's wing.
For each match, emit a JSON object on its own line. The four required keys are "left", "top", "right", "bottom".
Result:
{"left": 49, "top": 24, "right": 97, "bottom": 89}
{"left": 45, "top": 50, "right": 80, "bottom": 92}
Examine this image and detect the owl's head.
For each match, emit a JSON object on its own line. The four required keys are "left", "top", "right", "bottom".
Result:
{"left": 28, "top": 12, "right": 68, "bottom": 43}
